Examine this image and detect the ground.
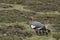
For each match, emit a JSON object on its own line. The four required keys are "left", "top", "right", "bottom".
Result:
{"left": 0, "top": 0, "right": 60, "bottom": 40}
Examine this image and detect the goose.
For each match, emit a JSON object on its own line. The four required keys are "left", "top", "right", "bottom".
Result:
{"left": 28, "top": 16, "right": 50, "bottom": 35}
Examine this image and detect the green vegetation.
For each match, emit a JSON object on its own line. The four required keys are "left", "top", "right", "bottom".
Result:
{"left": 0, "top": 0, "right": 60, "bottom": 11}
{"left": 0, "top": 0, "right": 60, "bottom": 40}
{"left": 0, "top": 9, "right": 60, "bottom": 24}
{"left": 52, "top": 33, "right": 60, "bottom": 40}
{"left": 0, "top": 4, "right": 13, "bottom": 8}
{"left": 52, "top": 24, "right": 60, "bottom": 40}
{"left": 0, "top": 23, "right": 35, "bottom": 40}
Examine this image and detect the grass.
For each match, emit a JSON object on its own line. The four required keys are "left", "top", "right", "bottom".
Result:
{"left": 0, "top": 0, "right": 60, "bottom": 12}
{"left": 0, "top": 0, "right": 60, "bottom": 40}
{"left": 0, "top": 9, "right": 60, "bottom": 24}
{"left": 25, "top": 36, "right": 51, "bottom": 40}
{"left": 0, "top": 22, "right": 36, "bottom": 40}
